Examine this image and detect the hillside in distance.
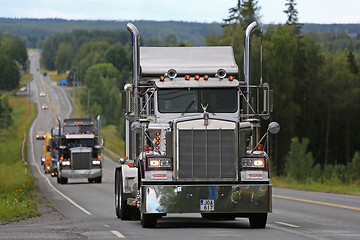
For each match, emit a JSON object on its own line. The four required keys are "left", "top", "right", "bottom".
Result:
{"left": 0, "top": 18, "right": 222, "bottom": 47}
{"left": 1, "top": 18, "right": 360, "bottom": 47}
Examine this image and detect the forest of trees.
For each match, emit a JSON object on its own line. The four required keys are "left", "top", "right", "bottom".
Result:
{"left": 0, "top": 33, "right": 27, "bottom": 129}
{"left": 210, "top": 0, "right": 360, "bottom": 183}
{"left": 39, "top": 0, "right": 360, "bottom": 184}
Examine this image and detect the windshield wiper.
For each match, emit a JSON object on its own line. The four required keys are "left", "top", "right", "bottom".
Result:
{"left": 181, "top": 99, "right": 195, "bottom": 116}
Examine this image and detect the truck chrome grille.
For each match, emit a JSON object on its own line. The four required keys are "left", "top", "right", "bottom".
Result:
{"left": 178, "top": 129, "right": 236, "bottom": 180}
{"left": 71, "top": 152, "right": 91, "bottom": 170}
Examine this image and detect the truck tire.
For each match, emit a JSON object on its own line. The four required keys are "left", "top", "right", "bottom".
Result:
{"left": 249, "top": 213, "right": 267, "bottom": 228}
{"left": 140, "top": 213, "right": 157, "bottom": 228}
{"left": 95, "top": 176, "right": 102, "bottom": 183}
{"left": 60, "top": 176, "right": 68, "bottom": 184}
{"left": 115, "top": 168, "right": 132, "bottom": 220}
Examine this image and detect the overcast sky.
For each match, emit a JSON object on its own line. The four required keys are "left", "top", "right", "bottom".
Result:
{"left": 0, "top": 0, "right": 359, "bottom": 24}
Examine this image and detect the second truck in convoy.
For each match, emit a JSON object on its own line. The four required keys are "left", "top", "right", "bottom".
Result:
{"left": 55, "top": 117, "right": 104, "bottom": 184}
{"left": 114, "top": 22, "right": 280, "bottom": 228}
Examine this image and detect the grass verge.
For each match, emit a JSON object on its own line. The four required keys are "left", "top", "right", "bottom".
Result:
{"left": 0, "top": 92, "right": 38, "bottom": 221}
{"left": 271, "top": 176, "right": 360, "bottom": 196}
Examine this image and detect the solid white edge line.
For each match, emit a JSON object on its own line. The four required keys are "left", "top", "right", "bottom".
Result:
{"left": 111, "top": 230, "right": 125, "bottom": 238}
{"left": 276, "top": 222, "right": 300, "bottom": 228}
{"left": 29, "top": 53, "right": 92, "bottom": 216}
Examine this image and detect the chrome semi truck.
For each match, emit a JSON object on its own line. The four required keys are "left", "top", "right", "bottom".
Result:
{"left": 56, "top": 117, "right": 104, "bottom": 184}
{"left": 115, "top": 22, "right": 280, "bottom": 228}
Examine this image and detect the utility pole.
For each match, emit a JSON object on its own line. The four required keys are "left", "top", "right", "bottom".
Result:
{"left": 87, "top": 88, "right": 90, "bottom": 118}
{"left": 73, "top": 72, "right": 76, "bottom": 104}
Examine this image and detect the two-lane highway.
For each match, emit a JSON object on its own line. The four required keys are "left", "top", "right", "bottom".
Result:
{"left": 0, "top": 51, "right": 359, "bottom": 239}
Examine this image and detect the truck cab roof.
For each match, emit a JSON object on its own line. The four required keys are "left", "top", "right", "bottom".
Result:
{"left": 140, "top": 46, "right": 239, "bottom": 78}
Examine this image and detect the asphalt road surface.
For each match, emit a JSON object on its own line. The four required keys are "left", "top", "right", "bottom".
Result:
{"left": 0, "top": 51, "right": 359, "bottom": 239}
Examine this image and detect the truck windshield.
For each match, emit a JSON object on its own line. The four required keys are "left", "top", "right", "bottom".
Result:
{"left": 158, "top": 88, "right": 238, "bottom": 113}
{"left": 63, "top": 125, "right": 95, "bottom": 134}
{"left": 64, "top": 139, "right": 95, "bottom": 148}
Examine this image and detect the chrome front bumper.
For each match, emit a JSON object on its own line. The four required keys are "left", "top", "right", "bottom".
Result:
{"left": 61, "top": 169, "right": 102, "bottom": 179}
{"left": 141, "top": 184, "right": 272, "bottom": 214}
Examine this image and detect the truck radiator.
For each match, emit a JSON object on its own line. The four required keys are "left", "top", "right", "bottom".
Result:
{"left": 178, "top": 129, "right": 236, "bottom": 180}
{"left": 71, "top": 152, "right": 91, "bottom": 170}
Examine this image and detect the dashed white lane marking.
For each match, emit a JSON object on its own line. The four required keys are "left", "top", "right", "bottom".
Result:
{"left": 111, "top": 230, "right": 125, "bottom": 238}
{"left": 276, "top": 222, "right": 300, "bottom": 228}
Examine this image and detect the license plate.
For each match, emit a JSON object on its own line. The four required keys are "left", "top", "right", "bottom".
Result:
{"left": 200, "top": 199, "right": 214, "bottom": 211}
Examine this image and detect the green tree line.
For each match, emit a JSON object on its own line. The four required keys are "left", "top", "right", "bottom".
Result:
{"left": 209, "top": 0, "right": 360, "bottom": 184}
{"left": 0, "top": 33, "right": 27, "bottom": 129}
{"left": 0, "top": 33, "right": 27, "bottom": 91}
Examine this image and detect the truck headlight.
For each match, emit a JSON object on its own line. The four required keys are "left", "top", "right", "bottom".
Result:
{"left": 242, "top": 158, "right": 265, "bottom": 168}
{"left": 149, "top": 159, "right": 160, "bottom": 167}
{"left": 92, "top": 160, "right": 101, "bottom": 165}
{"left": 147, "top": 157, "right": 172, "bottom": 169}
{"left": 61, "top": 161, "right": 71, "bottom": 166}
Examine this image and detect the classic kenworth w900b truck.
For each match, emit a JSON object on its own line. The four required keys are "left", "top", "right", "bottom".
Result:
{"left": 115, "top": 22, "right": 280, "bottom": 228}
{"left": 56, "top": 117, "right": 104, "bottom": 184}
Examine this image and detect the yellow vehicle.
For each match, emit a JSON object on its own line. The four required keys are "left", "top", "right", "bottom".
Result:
{"left": 43, "top": 132, "right": 52, "bottom": 174}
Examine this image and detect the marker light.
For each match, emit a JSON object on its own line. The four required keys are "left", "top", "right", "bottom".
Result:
{"left": 229, "top": 76, "right": 234, "bottom": 82}
{"left": 97, "top": 155, "right": 101, "bottom": 160}
{"left": 160, "top": 76, "right": 165, "bottom": 82}
{"left": 195, "top": 75, "right": 200, "bottom": 81}
{"left": 185, "top": 75, "right": 190, "bottom": 80}
{"left": 257, "top": 144, "right": 264, "bottom": 151}
{"left": 204, "top": 75, "right": 209, "bottom": 81}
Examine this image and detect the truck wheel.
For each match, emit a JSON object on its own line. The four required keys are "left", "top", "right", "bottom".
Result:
{"left": 60, "top": 176, "right": 68, "bottom": 184}
{"left": 141, "top": 213, "right": 157, "bottom": 228}
{"left": 95, "top": 177, "right": 102, "bottom": 183}
{"left": 115, "top": 168, "right": 132, "bottom": 220}
{"left": 249, "top": 213, "right": 267, "bottom": 228}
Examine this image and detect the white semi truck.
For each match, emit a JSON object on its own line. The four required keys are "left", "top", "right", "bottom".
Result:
{"left": 115, "top": 21, "right": 280, "bottom": 228}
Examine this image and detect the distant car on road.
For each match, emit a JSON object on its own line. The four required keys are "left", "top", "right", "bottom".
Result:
{"left": 42, "top": 105, "right": 48, "bottom": 110}
{"left": 40, "top": 91, "right": 46, "bottom": 97}
{"left": 36, "top": 131, "right": 45, "bottom": 139}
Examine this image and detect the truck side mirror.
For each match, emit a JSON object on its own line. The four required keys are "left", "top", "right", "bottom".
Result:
{"left": 124, "top": 83, "right": 132, "bottom": 113}
{"left": 119, "top": 158, "right": 126, "bottom": 164}
{"left": 268, "top": 122, "right": 280, "bottom": 134}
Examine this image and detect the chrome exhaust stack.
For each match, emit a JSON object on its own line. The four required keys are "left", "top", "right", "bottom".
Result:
{"left": 127, "top": 22, "right": 140, "bottom": 116}
{"left": 244, "top": 21, "right": 258, "bottom": 115}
